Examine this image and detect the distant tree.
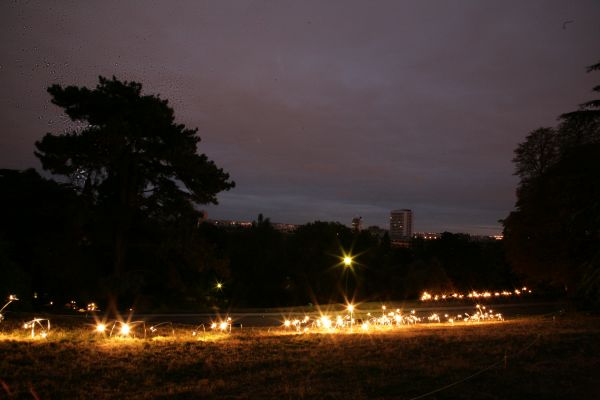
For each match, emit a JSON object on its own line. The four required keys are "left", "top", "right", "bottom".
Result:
{"left": 512, "top": 127, "right": 559, "bottom": 184}
{"left": 35, "top": 77, "right": 234, "bottom": 306}
{"left": 503, "top": 60, "right": 600, "bottom": 301}
{"left": 559, "top": 61, "right": 600, "bottom": 148}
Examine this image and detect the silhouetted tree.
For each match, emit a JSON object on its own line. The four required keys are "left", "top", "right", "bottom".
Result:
{"left": 504, "top": 60, "right": 600, "bottom": 302}
{"left": 34, "top": 77, "right": 234, "bottom": 308}
{"left": 512, "top": 127, "right": 559, "bottom": 184}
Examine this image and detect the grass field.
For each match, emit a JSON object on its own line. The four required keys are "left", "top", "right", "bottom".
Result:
{"left": 1, "top": 312, "right": 599, "bottom": 399}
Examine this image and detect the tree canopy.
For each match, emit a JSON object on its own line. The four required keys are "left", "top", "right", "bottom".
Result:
{"left": 33, "top": 76, "right": 234, "bottom": 309}
{"left": 35, "top": 76, "right": 234, "bottom": 219}
{"left": 503, "top": 60, "right": 600, "bottom": 304}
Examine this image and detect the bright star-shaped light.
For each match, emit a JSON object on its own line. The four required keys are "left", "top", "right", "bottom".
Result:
{"left": 120, "top": 323, "right": 130, "bottom": 336}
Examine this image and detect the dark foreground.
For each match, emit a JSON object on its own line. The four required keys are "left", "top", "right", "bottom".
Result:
{"left": 1, "top": 313, "right": 599, "bottom": 399}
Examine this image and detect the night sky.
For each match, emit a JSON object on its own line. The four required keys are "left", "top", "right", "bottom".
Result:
{"left": 1, "top": 1, "right": 599, "bottom": 234}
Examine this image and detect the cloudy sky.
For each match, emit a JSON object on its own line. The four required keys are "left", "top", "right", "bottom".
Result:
{"left": 1, "top": 1, "right": 599, "bottom": 234}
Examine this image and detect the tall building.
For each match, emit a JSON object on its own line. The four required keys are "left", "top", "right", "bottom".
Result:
{"left": 390, "top": 209, "right": 413, "bottom": 240}
{"left": 351, "top": 216, "right": 363, "bottom": 232}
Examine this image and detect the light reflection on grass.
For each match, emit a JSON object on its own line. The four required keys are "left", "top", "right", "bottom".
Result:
{"left": 1, "top": 314, "right": 597, "bottom": 399}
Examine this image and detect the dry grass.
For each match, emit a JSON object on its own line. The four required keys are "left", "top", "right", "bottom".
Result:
{"left": 1, "top": 314, "right": 599, "bottom": 399}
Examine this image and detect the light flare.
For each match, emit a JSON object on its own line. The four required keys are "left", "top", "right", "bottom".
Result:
{"left": 120, "top": 323, "right": 131, "bottom": 336}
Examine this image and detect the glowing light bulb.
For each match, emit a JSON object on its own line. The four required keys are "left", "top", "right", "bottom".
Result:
{"left": 95, "top": 323, "right": 106, "bottom": 333}
{"left": 320, "top": 316, "right": 332, "bottom": 329}
{"left": 120, "top": 323, "right": 130, "bottom": 336}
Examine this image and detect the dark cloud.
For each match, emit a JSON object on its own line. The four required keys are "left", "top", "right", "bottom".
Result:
{"left": 1, "top": 0, "right": 599, "bottom": 234}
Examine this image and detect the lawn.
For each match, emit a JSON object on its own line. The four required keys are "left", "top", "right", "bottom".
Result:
{"left": 1, "top": 312, "right": 599, "bottom": 399}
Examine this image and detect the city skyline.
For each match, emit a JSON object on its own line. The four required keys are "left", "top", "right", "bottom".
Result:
{"left": 2, "top": 1, "right": 599, "bottom": 235}
{"left": 206, "top": 208, "right": 502, "bottom": 237}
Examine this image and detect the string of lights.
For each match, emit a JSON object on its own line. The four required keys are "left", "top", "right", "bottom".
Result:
{"left": 282, "top": 304, "right": 504, "bottom": 334}
{"left": 420, "top": 287, "right": 532, "bottom": 302}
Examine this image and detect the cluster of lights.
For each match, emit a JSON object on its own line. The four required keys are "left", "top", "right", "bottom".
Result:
{"left": 361, "top": 306, "right": 421, "bottom": 329}
{"left": 283, "top": 316, "right": 312, "bottom": 332}
{"left": 6, "top": 308, "right": 503, "bottom": 341}
{"left": 282, "top": 304, "right": 504, "bottom": 334}
{"left": 1, "top": 251, "right": 524, "bottom": 340}
{"left": 92, "top": 317, "right": 233, "bottom": 339}
{"left": 422, "top": 305, "right": 503, "bottom": 325}
{"left": 29, "top": 296, "right": 100, "bottom": 312}
{"left": 464, "top": 304, "right": 504, "bottom": 323}
{"left": 420, "top": 287, "right": 532, "bottom": 302}
{"left": 210, "top": 317, "right": 232, "bottom": 333}
{"left": 5, "top": 272, "right": 514, "bottom": 341}
{"left": 93, "top": 321, "right": 130, "bottom": 336}
{"left": 192, "top": 317, "right": 233, "bottom": 337}
{"left": 93, "top": 320, "right": 148, "bottom": 337}
{"left": 22, "top": 318, "right": 51, "bottom": 338}
{"left": 1, "top": 294, "right": 52, "bottom": 339}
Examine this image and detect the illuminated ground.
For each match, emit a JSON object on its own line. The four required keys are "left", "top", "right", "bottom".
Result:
{"left": 1, "top": 313, "right": 599, "bottom": 399}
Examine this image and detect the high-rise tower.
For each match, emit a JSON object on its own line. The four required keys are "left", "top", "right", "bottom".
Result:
{"left": 351, "top": 216, "right": 363, "bottom": 232}
{"left": 390, "top": 209, "right": 413, "bottom": 240}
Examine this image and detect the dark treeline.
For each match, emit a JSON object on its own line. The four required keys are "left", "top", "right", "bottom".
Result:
{"left": 0, "top": 167, "right": 228, "bottom": 311}
{"left": 503, "top": 60, "right": 600, "bottom": 307}
{"left": 199, "top": 217, "right": 515, "bottom": 308}
{"left": 0, "top": 173, "right": 515, "bottom": 311}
